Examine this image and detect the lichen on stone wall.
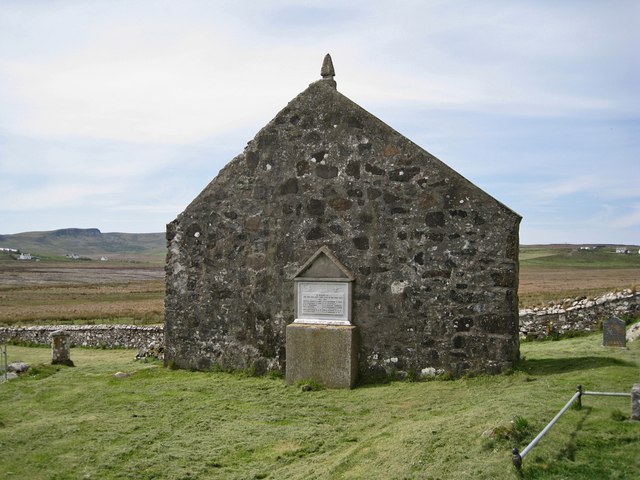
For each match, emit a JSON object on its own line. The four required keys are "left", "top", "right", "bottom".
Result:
{"left": 164, "top": 63, "right": 522, "bottom": 379}
{"left": 519, "top": 290, "right": 639, "bottom": 340}
{"left": 0, "top": 324, "right": 163, "bottom": 349}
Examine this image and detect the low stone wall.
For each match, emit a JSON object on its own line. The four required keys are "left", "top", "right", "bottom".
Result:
{"left": 519, "top": 290, "right": 640, "bottom": 340}
{"left": 0, "top": 324, "right": 164, "bottom": 349}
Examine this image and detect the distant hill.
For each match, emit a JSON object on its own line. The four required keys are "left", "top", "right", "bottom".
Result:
{"left": 0, "top": 228, "right": 165, "bottom": 258}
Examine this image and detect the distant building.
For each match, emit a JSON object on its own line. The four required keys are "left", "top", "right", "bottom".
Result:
{"left": 18, "top": 253, "right": 32, "bottom": 260}
{"left": 615, "top": 247, "right": 630, "bottom": 254}
{"left": 100, "top": 256, "right": 109, "bottom": 262}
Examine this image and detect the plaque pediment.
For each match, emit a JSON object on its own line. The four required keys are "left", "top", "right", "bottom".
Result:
{"left": 293, "top": 246, "right": 355, "bottom": 281}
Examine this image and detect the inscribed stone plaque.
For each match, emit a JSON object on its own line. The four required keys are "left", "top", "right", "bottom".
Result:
{"left": 603, "top": 316, "right": 626, "bottom": 347}
{"left": 296, "top": 281, "right": 350, "bottom": 325}
{"left": 288, "top": 247, "right": 357, "bottom": 387}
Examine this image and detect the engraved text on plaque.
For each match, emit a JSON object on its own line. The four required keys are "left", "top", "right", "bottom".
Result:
{"left": 295, "top": 281, "right": 350, "bottom": 324}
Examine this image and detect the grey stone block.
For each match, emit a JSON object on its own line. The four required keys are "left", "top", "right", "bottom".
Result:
{"left": 286, "top": 324, "right": 358, "bottom": 389}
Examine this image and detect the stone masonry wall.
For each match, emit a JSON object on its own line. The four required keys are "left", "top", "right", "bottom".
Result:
{"left": 519, "top": 290, "right": 639, "bottom": 339}
{"left": 165, "top": 78, "right": 522, "bottom": 379}
{"left": 0, "top": 325, "right": 163, "bottom": 349}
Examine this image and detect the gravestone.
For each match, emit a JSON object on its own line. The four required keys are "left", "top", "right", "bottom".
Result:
{"left": 51, "top": 330, "right": 74, "bottom": 366}
{"left": 286, "top": 246, "right": 358, "bottom": 388}
{"left": 632, "top": 384, "right": 640, "bottom": 421}
{"left": 603, "top": 316, "right": 626, "bottom": 347}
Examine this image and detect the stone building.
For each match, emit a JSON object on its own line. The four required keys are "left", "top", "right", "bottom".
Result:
{"left": 165, "top": 55, "right": 521, "bottom": 380}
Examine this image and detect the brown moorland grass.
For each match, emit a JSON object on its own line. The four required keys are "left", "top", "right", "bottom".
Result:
{"left": 518, "top": 266, "right": 639, "bottom": 307}
{"left": 518, "top": 245, "right": 639, "bottom": 306}
{"left": 0, "top": 260, "right": 163, "bottom": 286}
{"left": 0, "top": 261, "right": 164, "bottom": 325}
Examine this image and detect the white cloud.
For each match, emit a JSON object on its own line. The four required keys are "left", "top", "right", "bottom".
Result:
{"left": 534, "top": 177, "right": 602, "bottom": 201}
{"left": 2, "top": 33, "right": 294, "bottom": 143}
{"left": 2, "top": 1, "right": 637, "bottom": 145}
{"left": 3, "top": 183, "right": 117, "bottom": 211}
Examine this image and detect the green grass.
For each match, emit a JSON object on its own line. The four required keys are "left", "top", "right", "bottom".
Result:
{"left": 1, "top": 335, "right": 639, "bottom": 479}
{"left": 520, "top": 247, "right": 640, "bottom": 269}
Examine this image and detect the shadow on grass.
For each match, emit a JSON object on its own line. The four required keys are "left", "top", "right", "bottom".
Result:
{"left": 522, "top": 407, "right": 594, "bottom": 479}
{"left": 520, "top": 356, "right": 635, "bottom": 376}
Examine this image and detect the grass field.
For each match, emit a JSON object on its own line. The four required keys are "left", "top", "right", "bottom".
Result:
{"left": 519, "top": 246, "right": 640, "bottom": 269}
{"left": 1, "top": 334, "right": 639, "bottom": 479}
{"left": 518, "top": 246, "right": 639, "bottom": 307}
{"left": 1, "top": 246, "right": 638, "bottom": 478}
{"left": 0, "top": 280, "right": 164, "bottom": 325}
{"left": 0, "top": 261, "right": 165, "bottom": 326}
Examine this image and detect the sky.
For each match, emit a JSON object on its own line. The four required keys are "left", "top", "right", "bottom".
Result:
{"left": 0, "top": 0, "right": 638, "bottom": 245}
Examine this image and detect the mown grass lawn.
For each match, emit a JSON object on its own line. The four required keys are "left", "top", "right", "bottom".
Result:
{"left": 1, "top": 335, "right": 639, "bottom": 480}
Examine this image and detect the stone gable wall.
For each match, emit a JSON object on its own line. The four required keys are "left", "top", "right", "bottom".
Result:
{"left": 165, "top": 80, "right": 521, "bottom": 379}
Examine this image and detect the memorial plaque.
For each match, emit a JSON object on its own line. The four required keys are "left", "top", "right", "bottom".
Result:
{"left": 296, "top": 281, "right": 350, "bottom": 325}
{"left": 288, "top": 247, "right": 357, "bottom": 387}
{"left": 603, "top": 316, "right": 626, "bottom": 347}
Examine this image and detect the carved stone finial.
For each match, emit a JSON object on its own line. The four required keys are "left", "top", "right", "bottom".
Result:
{"left": 321, "top": 54, "right": 335, "bottom": 78}
{"left": 320, "top": 53, "right": 336, "bottom": 89}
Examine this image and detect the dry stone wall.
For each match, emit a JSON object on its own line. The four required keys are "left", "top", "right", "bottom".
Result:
{"left": 0, "top": 324, "right": 163, "bottom": 349}
{"left": 519, "top": 290, "right": 639, "bottom": 339}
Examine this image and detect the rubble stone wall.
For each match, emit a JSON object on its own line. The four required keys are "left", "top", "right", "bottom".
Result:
{"left": 165, "top": 80, "right": 522, "bottom": 379}
{"left": 0, "top": 324, "right": 163, "bottom": 349}
{"left": 519, "top": 290, "right": 639, "bottom": 339}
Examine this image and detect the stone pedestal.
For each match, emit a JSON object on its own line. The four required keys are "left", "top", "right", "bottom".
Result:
{"left": 51, "top": 330, "right": 74, "bottom": 366}
{"left": 286, "top": 323, "right": 358, "bottom": 389}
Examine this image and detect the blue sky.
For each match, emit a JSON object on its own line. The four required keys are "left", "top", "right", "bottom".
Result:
{"left": 0, "top": 0, "right": 638, "bottom": 244}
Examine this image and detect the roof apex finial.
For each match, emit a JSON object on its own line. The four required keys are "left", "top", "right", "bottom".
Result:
{"left": 320, "top": 53, "right": 337, "bottom": 89}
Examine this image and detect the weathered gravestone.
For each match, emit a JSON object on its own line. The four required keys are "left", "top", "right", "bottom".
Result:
{"left": 632, "top": 384, "right": 640, "bottom": 421}
{"left": 287, "top": 246, "right": 357, "bottom": 388}
{"left": 603, "top": 316, "right": 626, "bottom": 347}
{"left": 51, "top": 330, "right": 74, "bottom": 366}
